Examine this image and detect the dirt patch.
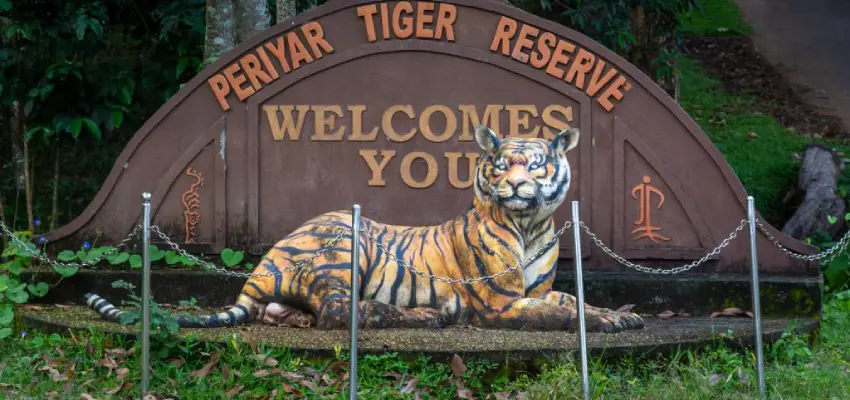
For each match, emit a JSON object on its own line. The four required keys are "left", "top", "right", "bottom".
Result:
{"left": 684, "top": 34, "right": 848, "bottom": 142}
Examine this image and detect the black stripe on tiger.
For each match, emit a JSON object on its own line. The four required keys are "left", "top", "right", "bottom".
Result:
{"left": 83, "top": 292, "right": 252, "bottom": 328}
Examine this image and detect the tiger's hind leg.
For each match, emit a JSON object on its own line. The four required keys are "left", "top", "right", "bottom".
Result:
{"left": 317, "top": 298, "right": 448, "bottom": 329}
{"left": 259, "top": 303, "right": 316, "bottom": 328}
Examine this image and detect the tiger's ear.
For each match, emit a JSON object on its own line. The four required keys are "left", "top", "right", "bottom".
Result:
{"left": 553, "top": 127, "right": 580, "bottom": 154}
{"left": 475, "top": 125, "right": 501, "bottom": 153}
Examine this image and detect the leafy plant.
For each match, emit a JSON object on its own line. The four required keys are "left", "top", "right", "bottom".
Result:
{"left": 110, "top": 279, "right": 198, "bottom": 359}
{"left": 0, "top": 231, "right": 58, "bottom": 339}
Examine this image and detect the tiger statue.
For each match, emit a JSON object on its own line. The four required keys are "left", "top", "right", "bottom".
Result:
{"left": 84, "top": 125, "right": 644, "bottom": 333}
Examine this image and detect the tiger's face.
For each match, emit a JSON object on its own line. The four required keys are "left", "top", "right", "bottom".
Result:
{"left": 473, "top": 125, "right": 579, "bottom": 218}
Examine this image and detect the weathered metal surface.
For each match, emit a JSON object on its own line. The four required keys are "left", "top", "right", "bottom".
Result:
{"left": 44, "top": 0, "right": 816, "bottom": 277}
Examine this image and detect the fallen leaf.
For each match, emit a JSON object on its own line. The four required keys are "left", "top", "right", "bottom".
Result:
{"left": 190, "top": 352, "right": 221, "bottom": 378}
{"left": 80, "top": 394, "right": 96, "bottom": 400}
{"left": 281, "top": 371, "right": 306, "bottom": 381}
{"left": 328, "top": 361, "right": 347, "bottom": 373}
{"left": 255, "top": 354, "right": 279, "bottom": 367}
{"left": 21, "top": 305, "right": 43, "bottom": 311}
{"left": 116, "top": 368, "right": 129, "bottom": 380}
{"left": 456, "top": 386, "right": 475, "bottom": 399}
{"left": 44, "top": 367, "right": 67, "bottom": 382}
{"left": 494, "top": 392, "right": 512, "bottom": 400}
{"left": 657, "top": 310, "right": 676, "bottom": 319}
{"left": 252, "top": 369, "right": 271, "bottom": 378}
{"left": 383, "top": 372, "right": 403, "bottom": 386}
{"left": 225, "top": 385, "right": 244, "bottom": 397}
{"left": 222, "top": 364, "right": 231, "bottom": 381}
{"left": 451, "top": 354, "right": 467, "bottom": 378}
{"left": 745, "top": 311, "right": 754, "bottom": 318}
{"left": 168, "top": 359, "right": 184, "bottom": 368}
{"left": 106, "top": 348, "right": 128, "bottom": 358}
{"left": 283, "top": 383, "right": 302, "bottom": 396}
{"left": 748, "top": 132, "right": 759, "bottom": 139}
{"left": 400, "top": 377, "right": 419, "bottom": 393}
{"left": 301, "top": 380, "right": 317, "bottom": 392}
{"left": 106, "top": 382, "right": 130, "bottom": 395}
{"left": 616, "top": 304, "right": 636, "bottom": 313}
{"left": 238, "top": 329, "right": 259, "bottom": 354}
{"left": 55, "top": 304, "right": 71, "bottom": 309}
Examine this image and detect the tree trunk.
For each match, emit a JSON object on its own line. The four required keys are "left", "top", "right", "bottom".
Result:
{"left": 51, "top": 142, "right": 60, "bottom": 231}
{"left": 10, "top": 101, "right": 34, "bottom": 233}
{"left": 204, "top": 0, "right": 236, "bottom": 66}
{"left": 276, "top": 0, "right": 297, "bottom": 23}
{"left": 0, "top": 190, "right": 6, "bottom": 249}
{"left": 8, "top": 106, "right": 24, "bottom": 192}
{"left": 234, "top": 0, "right": 271, "bottom": 43}
{"left": 782, "top": 144, "right": 846, "bottom": 240}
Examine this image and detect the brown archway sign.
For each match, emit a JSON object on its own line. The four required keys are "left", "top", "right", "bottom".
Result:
{"left": 45, "top": 0, "right": 819, "bottom": 313}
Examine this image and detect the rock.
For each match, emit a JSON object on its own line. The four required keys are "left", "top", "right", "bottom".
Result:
{"left": 782, "top": 144, "right": 846, "bottom": 239}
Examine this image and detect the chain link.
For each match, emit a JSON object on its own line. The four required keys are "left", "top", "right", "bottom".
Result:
{"left": 756, "top": 220, "right": 850, "bottom": 264}
{"left": 149, "top": 225, "right": 350, "bottom": 278}
{"left": 579, "top": 219, "right": 749, "bottom": 274}
{"left": 0, "top": 221, "right": 141, "bottom": 270}
{"left": 8, "top": 209, "right": 845, "bottom": 281}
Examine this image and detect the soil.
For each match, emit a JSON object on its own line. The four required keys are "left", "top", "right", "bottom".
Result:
{"left": 683, "top": 34, "right": 849, "bottom": 142}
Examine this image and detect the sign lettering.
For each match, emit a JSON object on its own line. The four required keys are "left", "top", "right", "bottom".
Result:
{"left": 263, "top": 104, "right": 573, "bottom": 189}
{"left": 206, "top": 2, "right": 633, "bottom": 112}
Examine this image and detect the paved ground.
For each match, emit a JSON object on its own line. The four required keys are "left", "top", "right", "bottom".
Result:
{"left": 733, "top": 0, "right": 850, "bottom": 132}
{"left": 21, "top": 305, "right": 819, "bottom": 361}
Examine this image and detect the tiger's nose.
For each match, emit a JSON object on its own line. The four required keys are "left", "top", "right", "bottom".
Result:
{"left": 506, "top": 168, "right": 530, "bottom": 188}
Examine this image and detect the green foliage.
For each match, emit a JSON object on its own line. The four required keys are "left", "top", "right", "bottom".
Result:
{"left": 0, "top": 231, "right": 61, "bottom": 340}
{"left": 677, "top": 56, "right": 850, "bottom": 224}
{"left": 1, "top": 291, "right": 848, "bottom": 397}
{"left": 678, "top": 0, "right": 753, "bottom": 35}
{"left": 511, "top": 0, "right": 702, "bottom": 90}
{"left": 110, "top": 279, "right": 199, "bottom": 359}
{"left": 1, "top": 0, "right": 206, "bottom": 230}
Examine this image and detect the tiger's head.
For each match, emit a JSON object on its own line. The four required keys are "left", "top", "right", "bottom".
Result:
{"left": 473, "top": 124, "right": 579, "bottom": 220}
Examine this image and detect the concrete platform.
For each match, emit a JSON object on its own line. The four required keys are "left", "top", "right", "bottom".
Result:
{"left": 18, "top": 305, "right": 819, "bottom": 362}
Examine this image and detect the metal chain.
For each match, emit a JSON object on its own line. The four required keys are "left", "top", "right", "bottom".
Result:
{"left": 149, "top": 225, "right": 350, "bottom": 278}
{"left": 0, "top": 221, "right": 141, "bottom": 270}
{"left": 756, "top": 220, "right": 850, "bottom": 264}
{"left": 359, "top": 220, "right": 572, "bottom": 284}
{"left": 579, "top": 219, "right": 749, "bottom": 274}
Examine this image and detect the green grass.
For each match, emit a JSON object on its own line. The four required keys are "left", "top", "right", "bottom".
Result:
{"left": 676, "top": 55, "right": 850, "bottom": 224}
{"left": 1, "top": 290, "right": 847, "bottom": 399}
{"left": 680, "top": 0, "right": 754, "bottom": 35}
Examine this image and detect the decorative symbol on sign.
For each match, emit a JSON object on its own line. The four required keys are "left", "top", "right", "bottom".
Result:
{"left": 630, "top": 175, "right": 671, "bottom": 243}
{"left": 182, "top": 167, "right": 203, "bottom": 243}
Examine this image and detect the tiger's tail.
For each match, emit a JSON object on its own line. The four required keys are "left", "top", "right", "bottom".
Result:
{"left": 83, "top": 293, "right": 254, "bottom": 328}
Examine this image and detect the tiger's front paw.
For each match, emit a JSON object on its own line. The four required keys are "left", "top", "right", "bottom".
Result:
{"left": 583, "top": 308, "right": 644, "bottom": 333}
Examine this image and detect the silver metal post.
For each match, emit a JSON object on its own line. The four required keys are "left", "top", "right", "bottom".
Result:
{"left": 141, "top": 192, "right": 152, "bottom": 397}
{"left": 747, "top": 196, "right": 766, "bottom": 399}
{"left": 349, "top": 205, "right": 361, "bottom": 400}
{"left": 571, "top": 201, "right": 590, "bottom": 400}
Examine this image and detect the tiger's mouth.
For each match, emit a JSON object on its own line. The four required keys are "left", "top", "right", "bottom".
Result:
{"left": 500, "top": 194, "right": 538, "bottom": 211}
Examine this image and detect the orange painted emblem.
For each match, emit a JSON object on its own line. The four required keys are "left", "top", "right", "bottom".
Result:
{"left": 631, "top": 175, "right": 671, "bottom": 243}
